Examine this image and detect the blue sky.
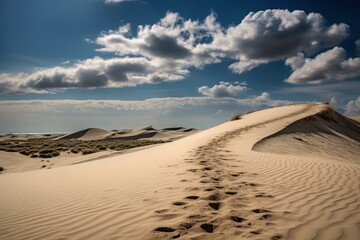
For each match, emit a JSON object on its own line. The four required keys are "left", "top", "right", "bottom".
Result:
{"left": 0, "top": 0, "right": 359, "bottom": 133}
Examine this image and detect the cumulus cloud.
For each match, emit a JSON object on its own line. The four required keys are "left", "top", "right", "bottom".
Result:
{"left": 0, "top": 10, "right": 352, "bottom": 93}
{"left": 285, "top": 53, "right": 306, "bottom": 70}
{"left": 198, "top": 81, "right": 248, "bottom": 98}
{"left": 0, "top": 57, "right": 188, "bottom": 93}
{"left": 345, "top": 96, "right": 360, "bottom": 115}
{"left": 285, "top": 47, "right": 360, "bottom": 84}
{"left": 97, "top": 10, "right": 348, "bottom": 73}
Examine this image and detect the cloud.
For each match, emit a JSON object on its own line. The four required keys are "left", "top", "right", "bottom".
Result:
{"left": 96, "top": 10, "right": 348, "bottom": 73}
{"left": 0, "top": 10, "right": 352, "bottom": 94}
{"left": 356, "top": 39, "right": 360, "bottom": 55}
{"left": 285, "top": 47, "right": 360, "bottom": 84}
{"left": 0, "top": 57, "right": 188, "bottom": 93}
{"left": 285, "top": 53, "right": 306, "bottom": 70}
{"left": 345, "top": 96, "right": 360, "bottom": 115}
{"left": 0, "top": 93, "right": 289, "bottom": 114}
{"left": 0, "top": 93, "right": 291, "bottom": 132}
{"left": 198, "top": 81, "right": 248, "bottom": 98}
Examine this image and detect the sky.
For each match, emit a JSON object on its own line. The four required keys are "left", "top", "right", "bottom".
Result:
{"left": 0, "top": 0, "right": 359, "bottom": 133}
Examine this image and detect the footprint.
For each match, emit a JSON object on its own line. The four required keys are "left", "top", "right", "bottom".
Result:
{"left": 155, "top": 209, "right": 169, "bottom": 214}
{"left": 208, "top": 202, "right": 221, "bottom": 210}
{"left": 203, "top": 167, "right": 212, "bottom": 171}
{"left": 208, "top": 193, "right": 221, "bottom": 201}
{"left": 225, "top": 191, "right": 237, "bottom": 195}
{"left": 255, "top": 193, "right": 273, "bottom": 198}
{"left": 154, "top": 227, "right": 176, "bottom": 232}
{"left": 271, "top": 234, "right": 283, "bottom": 239}
{"left": 200, "top": 180, "right": 210, "bottom": 183}
{"left": 205, "top": 188, "right": 214, "bottom": 191}
{"left": 172, "top": 201, "right": 186, "bottom": 206}
{"left": 230, "top": 216, "right": 246, "bottom": 223}
{"left": 200, "top": 223, "right": 214, "bottom": 233}
{"left": 185, "top": 196, "right": 199, "bottom": 200}
{"left": 179, "top": 222, "right": 194, "bottom": 230}
{"left": 259, "top": 214, "right": 272, "bottom": 220}
{"left": 252, "top": 209, "right": 270, "bottom": 213}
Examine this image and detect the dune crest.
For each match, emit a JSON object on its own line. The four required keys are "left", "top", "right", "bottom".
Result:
{"left": 253, "top": 106, "right": 360, "bottom": 162}
{"left": 60, "top": 128, "right": 112, "bottom": 140}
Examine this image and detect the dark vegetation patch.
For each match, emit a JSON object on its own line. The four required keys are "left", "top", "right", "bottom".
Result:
{"left": 0, "top": 138, "right": 166, "bottom": 159}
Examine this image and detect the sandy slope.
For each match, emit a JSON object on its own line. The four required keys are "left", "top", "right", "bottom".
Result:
{"left": 0, "top": 126, "right": 199, "bottom": 173}
{"left": 0, "top": 103, "right": 359, "bottom": 240}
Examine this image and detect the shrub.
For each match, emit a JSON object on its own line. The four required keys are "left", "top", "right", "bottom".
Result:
{"left": 230, "top": 113, "right": 242, "bottom": 121}
{"left": 81, "top": 148, "right": 97, "bottom": 155}
{"left": 39, "top": 149, "right": 54, "bottom": 154}
{"left": 19, "top": 150, "right": 31, "bottom": 156}
{"left": 51, "top": 151, "right": 60, "bottom": 157}
{"left": 0, "top": 167, "right": 4, "bottom": 172}
{"left": 71, "top": 148, "right": 80, "bottom": 154}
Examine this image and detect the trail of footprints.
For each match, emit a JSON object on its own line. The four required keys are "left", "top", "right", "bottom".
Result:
{"left": 152, "top": 133, "right": 282, "bottom": 239}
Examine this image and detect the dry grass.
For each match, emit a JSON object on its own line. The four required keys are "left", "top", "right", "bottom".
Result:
{"left": 229, "top": 113, "right": 242, "bottom": 121}
{"left": 0, "top": 138, "right": 166, "bottom": 159}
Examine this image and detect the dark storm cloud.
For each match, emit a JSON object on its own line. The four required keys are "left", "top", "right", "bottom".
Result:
{"left": 141, "top": 35, "right": 192, "bottom": 59}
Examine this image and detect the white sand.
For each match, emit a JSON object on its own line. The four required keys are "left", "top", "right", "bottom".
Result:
{"left": 0, "top": 103, "right": 359, "bottom": 239}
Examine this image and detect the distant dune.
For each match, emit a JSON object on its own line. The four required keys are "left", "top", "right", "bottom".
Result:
{"left": 60, "top": 128, "right": 113, "bottom": 140}
{"left": 58, "top": 126, "right": 199, "bottom": 141}
{"left": 0, "top": 103, "right": 359, "bottom": 240}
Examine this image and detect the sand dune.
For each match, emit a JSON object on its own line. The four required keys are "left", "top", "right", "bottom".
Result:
{"left": 253, "top": 107, "right": 360, "bottom": 162}
{"left": 58, "top": 125, "right": 199, "bottom": 141}
{"left": 108, "top": 125, "right": 199, "bottom": 141}
{"left": 0, "top": 103, "right": 359, "bottom": 239}
{"left": 60, "top": 128, "right": 113, "bottom": 140}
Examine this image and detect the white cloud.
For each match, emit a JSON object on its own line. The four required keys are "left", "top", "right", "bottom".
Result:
{"left": 0, "top": 93, "right": 292, "bottom": 132}
{"left": 285, "top": 47, "right": 360, "bottom": 84}
{"left": 96, "top": 9, "right": 348, "bottom": 74}
{"left": 345, "top": 96, "right": 360, "bottom": 115}
{"left": 0, "top": 10, "right": 352, "bottom": 94}
{"left": 0, "top": 93, "right": 289, "bottom": 114}
{"left": 198, "top": 81, "right": 248, "bottom": 98}
{"left": 0, "top": 56, "right": 188, "bottom": 93}
{"left": 285, "top": 53, "right": 305, "bottom": 70}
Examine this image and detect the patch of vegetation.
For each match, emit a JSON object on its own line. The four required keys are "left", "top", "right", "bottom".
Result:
{"left": 0, "top": 138, "right": 166, "bottom": 159}
{"left": 230, "top": 113, "right": 242, "bottom": 121}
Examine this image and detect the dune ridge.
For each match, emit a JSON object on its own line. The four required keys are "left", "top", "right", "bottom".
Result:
{"left": 0, "top": 103, "right": 359, "bottom": 239}
{"left": 60, "top": 128, "right": 112, "bottom": 140}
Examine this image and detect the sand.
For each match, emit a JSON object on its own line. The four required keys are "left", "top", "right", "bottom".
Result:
{"left": 0, "top": 126, "right": 199, "bottom": 173}
{"left": 0, "top": 102, "right": 359, "bottom": 239}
